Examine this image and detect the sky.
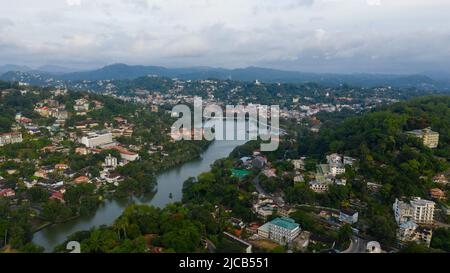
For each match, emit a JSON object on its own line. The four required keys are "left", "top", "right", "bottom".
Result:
{"left": 0, "top": 0, "right": 449, "bottom": 74}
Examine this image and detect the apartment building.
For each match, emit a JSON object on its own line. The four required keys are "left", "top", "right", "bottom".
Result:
{"left": 407, "top": 127, "right": 439, "bottom": 149}
{"left": 393, "top": 197, "right": 435, "bottom": 225}
{"left": 0, "top": 132, "right": 23, "bottom": 146}
{"left": 80, "top": 130, "right": 113, "bottom": 148}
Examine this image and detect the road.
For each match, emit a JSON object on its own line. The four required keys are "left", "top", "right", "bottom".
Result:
{"left": 202, "top": 237, "right": 216, "bottom": 253}
{"left": 253, "top": 175, "right": 285, "bottom": 206}
{"left": 342, "top": 236, "right": 367, "bottom": 253}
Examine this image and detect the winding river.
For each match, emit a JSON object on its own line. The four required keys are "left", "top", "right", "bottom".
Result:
{"left": 32, "top": 120, "right": 249, "bottom": 252}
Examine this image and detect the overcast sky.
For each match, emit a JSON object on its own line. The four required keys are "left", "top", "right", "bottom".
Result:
{"left": 1, "top": 0, "right": 449, "bottom": 73}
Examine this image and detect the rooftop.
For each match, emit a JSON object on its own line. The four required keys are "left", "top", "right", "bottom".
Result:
{"left": 269, "top": 217, "right": 300, "bottom": 231}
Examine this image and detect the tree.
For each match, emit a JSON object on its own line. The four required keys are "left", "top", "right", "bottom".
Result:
{"left": 430, "top": 228, "right": 450, "bottom": 252}
{"left": 337, "top": 224, "right": 353, "bottom": 250}
{"left": 28, "top": 187, "right": 50, "bottom": 203}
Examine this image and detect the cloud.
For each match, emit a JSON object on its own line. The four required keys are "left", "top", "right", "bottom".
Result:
{"left": 66, "top": 0, "right": 81, "bottom": 6}
{"left": 0, "top": 0, "right": 449, "bottom": 73}
{"left": 366, "top": 0, "right": 381, "bottom": 6}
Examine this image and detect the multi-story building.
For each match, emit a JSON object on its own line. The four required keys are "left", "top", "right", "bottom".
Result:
{"left": 309, "top": 180, "right": 329, "bottom": 193}
{"left": 329, "top": 163, "right": 346, "bottom": 176}
{"left": 0, "top": 132, "right": 23, "bottom": 146}
{"left": 407, "top": 127, "right": 439, "bottom": 149}
{"left": 325, "top": 153, "right": 355, "bottom": 177}
{"left": 80, "top": 131, "right": 113, "bottom": 148}
{"left": 104, "top": 154, "right": 118, "bottom": 169}
{"left": 267, "top": 217, "right": 301, "bottom": 245}
{"left": 393, "top": 197, "right": 435, "bottom": 225}
{"left": 397, "top": 221, "right": 433, "bottom": 247}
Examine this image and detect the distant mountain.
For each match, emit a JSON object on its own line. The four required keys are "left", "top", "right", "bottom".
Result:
{"left": 0, "top": 64, "right": 32, "bottom": 74}
{"left": 421, "top": 70, "right": 450, "bottom": 83}
{"left": 36, "top": 65, "right": 79, "bottom": 74}
{"left": 0, "top": 63, "right": 447, "bottom": 89}
{"left": 59, "top": 64, "right": 442, "bottom": 89}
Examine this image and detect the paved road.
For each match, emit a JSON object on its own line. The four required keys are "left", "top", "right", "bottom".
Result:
{"left": 253, "top": 175, "right": 285, "bottom": 206}
{"left": 342, "top": 236, "right": 367, "bottom": 253}
{"left": 202, "top": 237, "right": 216, "bottom": 253}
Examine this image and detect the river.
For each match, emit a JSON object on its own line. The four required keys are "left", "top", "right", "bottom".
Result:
{"left": 32, "top": 120, "right": 249, "bottom": 252}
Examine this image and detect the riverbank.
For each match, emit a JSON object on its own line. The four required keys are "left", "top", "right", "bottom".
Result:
{"left": 33, "top": 139, "right": 247, "bottom": 252}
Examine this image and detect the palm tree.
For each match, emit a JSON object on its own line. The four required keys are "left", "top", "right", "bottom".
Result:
{"left": 113, "top": 217, "right": 129, "bottom": 240}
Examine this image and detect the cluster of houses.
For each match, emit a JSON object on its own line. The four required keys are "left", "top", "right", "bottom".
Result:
{"left": 73, "top": 98, "right": 103, "bottom": 116}
{"left": 35, "top": 99, "right": 69, "bottom": 121}
{"left": 309, "top": 153, "right": 356, "bottom": 193}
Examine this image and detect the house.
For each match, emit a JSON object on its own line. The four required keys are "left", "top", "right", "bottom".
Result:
{"left": 104, "top": 173, "right": 123, "bottom": 184}
{"left": 339, "top": 208, "right": 359, "bottom": 224}
{"left": 252, "top": 156, "right": 268, "bottom": 169}
{"left": 0, "top": 188, "right": 16, "bottom": 197}
{"left": 49, "top": 191, "right": 64, "bottom": 203}
{"left": 429, "top": 188, "right": 445, "bottom": 200}
{"left": 74, "top": 176, "right": 89, "bottom": 185}
{"left": 293, "top": 175, "right": 304, "bottom": 183}
{"left": 256, "top": 204, "right": 276, "bottom": 219}
{"left": 75, "top": 147, "right": 89, "bottom": 156}
{"left": 240, "top": 156, "right": 253, "bottom": 166}
{"left": 55, "top": 164, "right": 69, "bottom": 171}
{"left": 34, "top": 170, "right": 48, "bottom": 179}
{"left": 262, "top": 168, "right": 277, "bottom": 178}
{"left": 433, "top": 173, "right": 449, "bottom": 185}
{"left": 15, "top": 113, "right": 33, "bottom": 124}
{"left": 292, "top": 159, "right": 305, "bottom": 171}
{"left": 335, "top": 179, "right": 347, "bottom": 186}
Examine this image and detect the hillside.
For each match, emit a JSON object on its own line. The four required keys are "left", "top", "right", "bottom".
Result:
{"left": 1, "top": 63, "right": 447, "bottom": 89}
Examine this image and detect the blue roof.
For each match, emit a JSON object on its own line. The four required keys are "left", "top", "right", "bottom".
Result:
{"left": 269, "top": 217, "right": 299, "bottom": 230}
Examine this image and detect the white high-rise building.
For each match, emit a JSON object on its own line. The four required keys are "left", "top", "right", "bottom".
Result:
{"left": 393, "top": 197, "right": 435, "bottom": 225}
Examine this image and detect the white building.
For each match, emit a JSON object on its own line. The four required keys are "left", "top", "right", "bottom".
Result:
{"left": 268, "top": 217, "right": 301, "bottom": 245}
{"left": 329, "top": 163, "right": 346, "bottom": 176}
{"left": 309, "top": 180, "right": 329, "bottom": 193}
{"left": 80, "top": 131, "right": 113, "bottom": 148}
{"left": 339, "top": 208, "right": 359, "bottom": 224}
{"left": 104, "top": 154, "right": 118, "bottom": 169}
{"left": 397, "top": 221, "right": 433, "bottom": 247}
{"left": 325, "top": 153, "right": 353, "bottom": 177}
{"left": 393, "top": 197, "right": 435, "bottom": 225}
{"left": 0, "top": 132, "right": 23, "bottom": 146}
{"left": 292, "top": 159, "right": 305, "bottom": 170}
{"left": 326, "top": 153, "right": 342, "bottom": 164}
